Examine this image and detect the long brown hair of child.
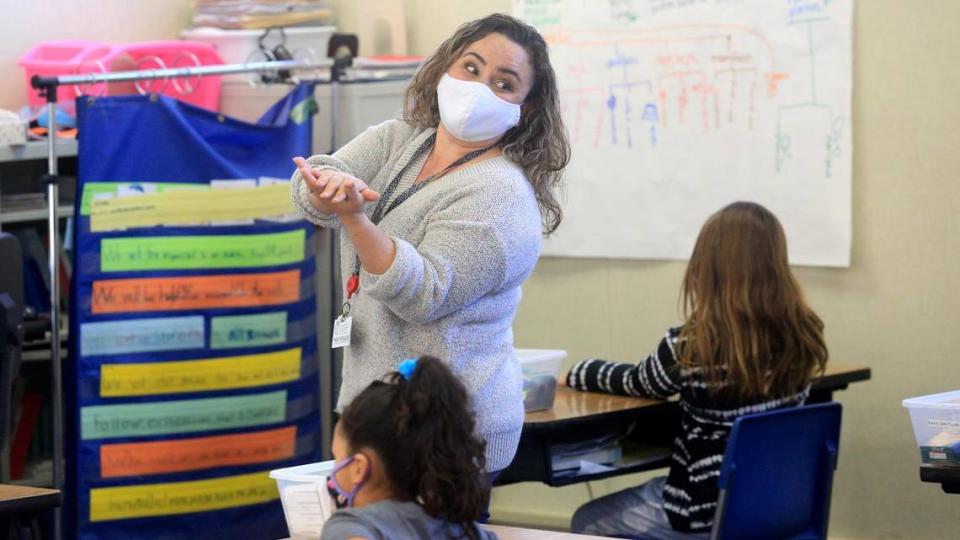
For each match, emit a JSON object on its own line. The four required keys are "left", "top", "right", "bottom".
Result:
{"left": 338, "top": 356, "right": 488, "bottom": 540}
{"left": 678, "top": 201, "right": 828, "bottom": 401}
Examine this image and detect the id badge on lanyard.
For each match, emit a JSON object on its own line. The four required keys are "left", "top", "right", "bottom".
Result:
{"left": 331, "top": 276, "right": 358, "bottom": 349}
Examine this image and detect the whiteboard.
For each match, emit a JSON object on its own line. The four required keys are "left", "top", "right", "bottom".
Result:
{"left": 513, "top": 0, "right": 852, "bottom": 266}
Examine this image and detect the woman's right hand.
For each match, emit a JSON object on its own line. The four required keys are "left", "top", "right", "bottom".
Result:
{"left": 293, "top": 157, "right": 381, "bottom": 216}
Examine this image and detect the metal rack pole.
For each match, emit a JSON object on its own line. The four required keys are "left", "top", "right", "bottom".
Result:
{"left": 43, "top": 88, "right": 64, "bottom": 540}
{"left": 33, "top": 60, "right": 316, "bottom": 88}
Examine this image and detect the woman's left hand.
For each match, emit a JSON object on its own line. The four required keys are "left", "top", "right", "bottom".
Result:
{"left": 293, "top": 157, "right": 381, "bottom": 217}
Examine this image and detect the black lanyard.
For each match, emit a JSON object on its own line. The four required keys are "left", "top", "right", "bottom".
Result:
{"left": 346, "top": 132, "right": 496, "bottom": 299}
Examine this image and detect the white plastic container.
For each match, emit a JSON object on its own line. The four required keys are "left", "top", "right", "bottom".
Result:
{"left": 181, "top": 26, "right": 335, "bottom": 76}
{"left": 270, "top": 460, "right": 338, "bottom": 538}
{"left": 903, "top": 390, "right": 960, "bottom": 466}
{"left": 0, "top": 110, "right": 27, "bottom": 146}
{"left": 517, "top": 349, "right": 567, "bottom": 412}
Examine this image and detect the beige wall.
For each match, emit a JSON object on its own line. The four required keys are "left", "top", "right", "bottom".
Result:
{"left": 397, "top": 1, "right": 959, "bottom": 539}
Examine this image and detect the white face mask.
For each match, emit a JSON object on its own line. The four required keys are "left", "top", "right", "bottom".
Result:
{"left": 437, "top": 73, "right": 522, "bottom": 142}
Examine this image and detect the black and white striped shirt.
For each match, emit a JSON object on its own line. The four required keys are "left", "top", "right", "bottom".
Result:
{"left": 566, "top": 327, "right": 810, "bottom": 532}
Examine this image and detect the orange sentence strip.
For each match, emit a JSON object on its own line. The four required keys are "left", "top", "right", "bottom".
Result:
{"left": 99, "top": 426, "right": 297, "bottom": 478}
{"left": 91, "top": 270, "right": 301, "bottom": 314}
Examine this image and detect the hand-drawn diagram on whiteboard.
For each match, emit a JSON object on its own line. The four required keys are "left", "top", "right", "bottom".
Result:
{"left": 514, "top": 0, "right": 852, "bottom": 266}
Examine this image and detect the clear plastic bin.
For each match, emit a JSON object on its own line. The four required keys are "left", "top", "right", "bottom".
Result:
{"left": 270, "top": 460, "right": 338, "bottom": 538}
{"left": 517, "top": 349, "right": 567, "bottom": 412}
{"left": 903, "top": 390, "right": 960, "bottom": 466}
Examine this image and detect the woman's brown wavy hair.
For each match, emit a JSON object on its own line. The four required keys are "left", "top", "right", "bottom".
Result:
{"left": 402, "top": 13, "right": 570, "bottom": 234}
{"left": 679, "top": 202, "right": 828, "bottom": 401}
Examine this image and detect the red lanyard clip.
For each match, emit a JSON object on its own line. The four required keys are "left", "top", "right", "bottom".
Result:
{"left": 346, "top": 272, "right": 360, "bottom": 300}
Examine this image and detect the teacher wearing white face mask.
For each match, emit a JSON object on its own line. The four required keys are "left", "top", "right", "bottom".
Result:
{"left": 290, "top": 13, "right": 569, "bottom": 491}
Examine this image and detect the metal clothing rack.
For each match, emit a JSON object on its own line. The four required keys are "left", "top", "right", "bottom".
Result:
{"left": 28, "top": 58, "right": 323, "bottom": 540}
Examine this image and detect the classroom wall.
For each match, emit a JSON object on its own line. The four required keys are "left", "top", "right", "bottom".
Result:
{"left": 1, "top": 2, "right": 956, "bottom": 538}
{"left": 396, "top": 1, "right": 958, "bottom": 539}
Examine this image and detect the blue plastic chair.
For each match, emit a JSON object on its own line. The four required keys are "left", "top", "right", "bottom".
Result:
{"left": 710, "top": 402, "right": 843, "bottom": 540}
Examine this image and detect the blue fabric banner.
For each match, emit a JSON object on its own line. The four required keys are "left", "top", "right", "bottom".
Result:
{"left": 67, "top": 85, "right": 320, "bottom": 540}
{"left": 77, "top": 84, "right": 315, "bottom": 182}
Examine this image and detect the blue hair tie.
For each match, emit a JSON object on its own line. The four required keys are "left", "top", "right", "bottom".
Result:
{"left": 397, "top": 358, "right": 418, "bottom": 380}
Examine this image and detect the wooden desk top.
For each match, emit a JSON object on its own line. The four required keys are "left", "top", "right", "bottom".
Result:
{"left": 287, "top": 527, "right": 607, "bottom": 540}
{"left": 524, "top": 364, "right": 870, "bottom": 424}
{"left": 0, "top": 484, "right": 61, "bottom": 515}
{"left": 524, "top": 384, "right": 664, "bottom": 424}
{"left": 484, "top": 524, "right": 609, "bottom": 539}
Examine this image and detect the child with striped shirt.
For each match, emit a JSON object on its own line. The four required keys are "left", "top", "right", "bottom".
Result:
{"left": 568, "top": 202, "right": 828, "bottom": 539}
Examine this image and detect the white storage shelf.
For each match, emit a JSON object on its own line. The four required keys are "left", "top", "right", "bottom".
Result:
{"left": 10, "top": 459, "right": 54, "bottom": 487}
{"left": 0, "top": 204, "right": 73, "bottom": 224}
{"left": 1, "top": 140, "right": 76, "bottom": 223}
{"left": 0, "top": 139, "right": 77, "bottom": 163}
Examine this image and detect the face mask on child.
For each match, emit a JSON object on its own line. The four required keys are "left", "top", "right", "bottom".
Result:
{"left": 436, "top": 73, "right": 522, "bottom": 142}
{"left": 327, "top": 455, "right": 369, "bottom": 509}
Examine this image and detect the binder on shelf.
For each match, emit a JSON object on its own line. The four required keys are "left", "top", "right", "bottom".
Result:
{"left": 11, "top": 391, "right": 43, "bottom": 480}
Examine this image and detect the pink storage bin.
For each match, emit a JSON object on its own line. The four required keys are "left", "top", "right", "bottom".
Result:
{"left": 19, "top": 40, "right": 224, "bottom": 112}
{"left": 18, "top": 40, "right": 109, "bottom": 106}
{"left": 114, "top": 41, "right": 224, "bottom": 111}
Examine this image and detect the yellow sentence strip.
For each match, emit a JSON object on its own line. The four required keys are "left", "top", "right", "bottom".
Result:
{"left": 89, "top": 470, "right": 278, "bottom": 522}
{"left": 100, "top": 347, "right": 301, "bottom": 397}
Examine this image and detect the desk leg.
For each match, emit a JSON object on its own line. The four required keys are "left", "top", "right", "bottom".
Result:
{"left": 496, "top": 428, "right": 553, "bottom": 486}
{"left": 541, "top": 432, "right": 554, "bottom": 485}
{"left": 808, "top": 388, "right": 838, "bottom": 404}
{"left": 941, "top": 483, "right": 960, "bottom": 495}
{"left": 1, "top": 513, "right": 44, "bottom": 540}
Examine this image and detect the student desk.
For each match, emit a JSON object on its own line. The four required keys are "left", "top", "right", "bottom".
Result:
{"left": 284, "top": 526, "right": 607, "bottom": 540}
{"left": 484, "top": 524, "right": 608, "bottom": 539}
{"left": 0, "top": 484, "right": 61, "bottom": 540}
{"left": 920, "top": 464, "right": 960, "bottom": 494}
{"left": 497, "top": 364, "right": 871, "bottom": 487}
